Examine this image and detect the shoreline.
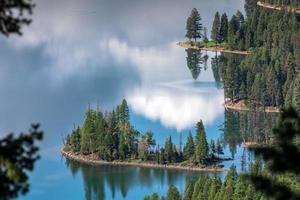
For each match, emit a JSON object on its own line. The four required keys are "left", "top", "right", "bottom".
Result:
{"left": 224, "top": 100, "right": 280, "bottom": 113}
{"left": 61, "top": 149, "right": 226, "bottom": 172}
{"left": 177, "top": 42, "right": 250, "bottom": 55}
{"left": 257, "top": 1, "right": 300, "bottom": 14}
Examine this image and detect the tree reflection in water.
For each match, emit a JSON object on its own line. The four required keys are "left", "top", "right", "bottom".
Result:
{"left": 65, "top": 159, "right": 213, "bottom": 199}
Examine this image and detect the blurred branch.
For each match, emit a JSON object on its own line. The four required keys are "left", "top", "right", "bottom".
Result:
{"left": 0, "top": 0, "right": 35, "bottom": 36}
{"left": 0, "top": 124, "right": 43, "bottom": 200}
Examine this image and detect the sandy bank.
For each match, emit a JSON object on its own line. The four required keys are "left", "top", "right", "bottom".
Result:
{"left": 224, "top": 100, "right": 280, "bottom": 113}
{"left": 177, "top": 42, "right": 250, "bottom": 55}
{"left": 257, "top": 1, "right": 300, "bottom": 14}
{"left": 61, "top": 149, "right": 225, "bottom": 172}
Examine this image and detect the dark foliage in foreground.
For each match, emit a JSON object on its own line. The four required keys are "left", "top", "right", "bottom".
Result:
{"left": 0, "top": 0, "right": 35, "bottom": 36}
{"left": 247, "top": 107, "right": 300, "bottom": 200}
{"left": 0, "top": 124, "right": 43, "bottom": 200}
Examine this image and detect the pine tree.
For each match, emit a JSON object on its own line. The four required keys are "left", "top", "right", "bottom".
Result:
{"left": 69, "top": 127, "right": 81, "bottom": 152}
{"left": 220, "top": 13, "right": 228, "bottom": 42}
{"left": 183, "top": 131, "right": 195, "bottom": 160}
{"left": 166, "top": 185, "right": 181, "bottom": 200}
{"left": 192, "top": 178, "right": 201, "bottom": 200}
{"left": 195, "top": 120, "right": 209, "bottom": 164}
{"left": 216, "top": 139, "right": 224, "bottom": 158}
{"left": 208, "top": 176, "right": 222, "bottom": 200}
{"left": 80, "top": 109, "right": 97, "bottom": 154}
{"left": 186, "top": 8, "right": 203, "bottom": 42}
{"left": 183, "top": 180, "right": 194, "bottom": 200}
{"left": 203, "top": 27, "right": 208, "bottom": 43}
{"left": 185, "top": 17, "right": 193, "bottom": 41}
{"left": 211, "top": 12, "right": 221, "bottom": 43}
{"left": 292, "top": 73, "right": 300, "bottom": 113}
{"left": 165, "top": 136, "right": 174, "bottom": 163}
{"left": 209, "top": 140, "right": 216, "bottom": 158}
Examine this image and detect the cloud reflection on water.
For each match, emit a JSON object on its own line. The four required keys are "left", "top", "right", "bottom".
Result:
{"left": 128, "top": 81, "right": 224, "bottom": 131}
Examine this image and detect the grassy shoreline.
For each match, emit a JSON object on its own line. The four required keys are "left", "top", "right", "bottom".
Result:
{"left": 177, "top": 42, "right": 250, "bottom": 55}
{"left": 61, "top": 149, "right": 227, "bottom": 172}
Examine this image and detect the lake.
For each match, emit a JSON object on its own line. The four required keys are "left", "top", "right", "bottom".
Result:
{"left": 0, "top": 0, "right": 274, "bottom": 199}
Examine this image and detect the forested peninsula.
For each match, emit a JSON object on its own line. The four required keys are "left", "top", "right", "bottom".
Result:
{"left": 181, "top": 2, "right": 300, "bottom": 113}
{"left": 62, "top": 100, "right": 228, "bottom": 171}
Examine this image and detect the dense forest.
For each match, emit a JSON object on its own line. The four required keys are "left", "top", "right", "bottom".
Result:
{"left": 209, "top": 8, "right": 300, "bottom": 109}
{"left": 144, "top": 164, "right": 266, "bottom": 200}
{"left": 144, "top": 108, "right": 300, "bottom": 200}
{"left": 185, "top": 1, "right": 300, "bottom": 109}
{"left": 64, "top": 99, "right": 224, "bottom": 166}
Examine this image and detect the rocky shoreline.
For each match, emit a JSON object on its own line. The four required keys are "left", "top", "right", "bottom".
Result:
{"left": 224, "top": 100, "right": 280, "bottom": 113}
{"left": 257, "top": 1, "right": 300, "bottom": 14}
{"left": 177, "top": 42, "right": 250, "bottom": 55}
{"left": 61, "top": 149, "right": 226, "bottom": 172}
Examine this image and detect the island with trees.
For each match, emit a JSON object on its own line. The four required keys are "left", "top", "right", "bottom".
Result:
{"left": 62, "top": 99, "right": 229, "bottom": 172}
{"left": 182, "top": 2, "right": 300, "bottom": 113}
{"left": 178, "top": 8, "right": 251, "bottom": 55}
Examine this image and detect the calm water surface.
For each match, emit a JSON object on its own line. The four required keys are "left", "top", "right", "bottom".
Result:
{"left": 0, "top": 0, "right": 267, "bottom": 199}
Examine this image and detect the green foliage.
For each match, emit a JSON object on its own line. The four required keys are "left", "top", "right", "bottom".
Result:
{"left": 166, "top": 185, "right": 181, "bottom": 200}
{"left": 220, "top": 13, "right": 228, "bottom": 42}
{"left": 65, "top": 127, "right": 81, "bottom": 152}
{"left": 292, "top": 73, "right": 300, "bottom": 113}
{"left": 183, "top": 131, "right": 195, "bottom": 160}
{"left": 195, "top": 120, "right": 209, "bottom": 164}
{"left": 145, "top": 164, "right": 265, "bottom": 200}
{"left": 0, "top": 0, "right": 35, "bottom": 36}
{"left": 185, "top": 8, "right": 203, "bottom": 42}
{"left": 211, "top": 12, "right": 221, "bottom": 43}
{"left": 212, "top": 7, "right": 300, "bottom": 108}
{"left": 247, "top": 108, "right": 300, "bottom": 199}
{"left": 0, "top": 124, "right": 43, "bottom": 200}
{"left": 139, "top": 130, "right": 156, "bottom": 160}
{"left": 183, "top": 180, "right": 194, "bottom": 200}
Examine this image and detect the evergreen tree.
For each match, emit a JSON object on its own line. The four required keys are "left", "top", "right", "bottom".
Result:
{"left": 211, "top": 12, "right": 221, "bottom": 43}
{"left": 183, "top": 131, "right": 195, "bottom": 160}
{"left": 195, "top": 120, "right": 209, "bottom": 164}
{"left": 185, "top": 17, "right": 193, "bottom": 41}
{"left": 183, "top": 180, "right": 194, "bottom": 200}
{"left": 186, "top": 8, "right": 203, "bottom": 42}
{"left": 80, "top": 109, "right": 97, "bottom": 154}
{"left": 292, "top": 73, "right": 300, "bottom": 113}
{"left": 139, "top": 131, "right": 156, "bottom": 161}
{"left": 209, "top": 140, "right": 216, "bottom": 158}
{"left": 166, "top": 185, "right": 181, "bottom": 200}
{"left": 192, "top": 178, "right": 201, "bottom": 200}
{"left": 69, "top": 127, "right": 81, "bottom": 152}
{"left": 220, "top": 13, "right": 228, "bottom": 42}
{"left": 165, "top": 136, "right": 174, "bottom": 163}
{"left": 216, "top": 139, "right": 224, "bottom": 158}
{"left": 203, "top": 27, "right": 208, "bottom": 43}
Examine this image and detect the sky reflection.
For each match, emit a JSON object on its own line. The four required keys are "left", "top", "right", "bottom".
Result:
{"left": 128, "top": 81, "right": 224, "bottom": 131}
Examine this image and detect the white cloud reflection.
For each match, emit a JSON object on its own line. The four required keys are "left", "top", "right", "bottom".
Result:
{"left": 128, "top": 81, "right": 224, "bottom": 131}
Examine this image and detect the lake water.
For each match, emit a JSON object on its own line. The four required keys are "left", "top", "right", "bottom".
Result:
{"left": 0, "top": 0, "right": 274, "bottom": 199}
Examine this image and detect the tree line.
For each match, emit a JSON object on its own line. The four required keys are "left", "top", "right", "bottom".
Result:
{"left": 210, "top": 6, "right": 300, "bottom": 109}
{"left": 64, "top": 99, "right": 224, "bottom": 166}
{"left": 144, "top": 107, "right": 300, "bottom": 200}
{"left": 144, "top": 164, "right": 265, "bottom": 200}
